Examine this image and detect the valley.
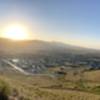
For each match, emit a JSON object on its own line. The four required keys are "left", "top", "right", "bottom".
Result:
{"left": 0, "top": 39, "right": 100, "bottom": 99}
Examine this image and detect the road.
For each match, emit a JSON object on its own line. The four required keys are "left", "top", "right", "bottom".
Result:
{"left": 2, "top": 59, "right": 29, "bottom": 75}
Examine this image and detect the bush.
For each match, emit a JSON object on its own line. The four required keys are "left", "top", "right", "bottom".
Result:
{"left": 0, "top": 80, "right": 11, "bottom": 100}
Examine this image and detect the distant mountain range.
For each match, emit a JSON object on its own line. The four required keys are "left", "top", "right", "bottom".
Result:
{"left": 0, "top": 38, "right": 99, "bottom": 57}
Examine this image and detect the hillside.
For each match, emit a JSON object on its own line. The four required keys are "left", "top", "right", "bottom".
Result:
{"left": 0, "top": 38, "right": 99, "bottom": 57}
{"left": 0, "top": 71, "right": 100, "bottom": 100}
{"left": 0, "top": 38, "right": 100, "bottom": 99}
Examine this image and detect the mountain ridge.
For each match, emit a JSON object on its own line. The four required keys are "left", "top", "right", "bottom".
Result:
{"left": 0, "top": 38, "right": 99, "bottom": 57}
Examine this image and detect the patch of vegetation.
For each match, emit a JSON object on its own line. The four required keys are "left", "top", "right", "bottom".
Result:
{"left": 92, "top": 86, "right": 100, "bottom": 94}
{"left": 0, "top": 80, "right": 11, "bottom": 100}
{"left": 0, "top": 72, "right": 99, "bottom": 100}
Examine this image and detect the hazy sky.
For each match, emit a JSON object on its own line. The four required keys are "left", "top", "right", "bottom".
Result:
{"left": 0, "top": 0, "right": 100, "bottom": 49}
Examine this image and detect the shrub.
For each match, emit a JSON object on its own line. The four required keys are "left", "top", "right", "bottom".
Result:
{"left": 0, "top": 80, "right": 11, "bottom": 100}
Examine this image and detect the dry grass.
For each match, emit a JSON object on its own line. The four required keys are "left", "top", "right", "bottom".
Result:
{"left": 0, "top": 71, "right": 100, "bottom": 100}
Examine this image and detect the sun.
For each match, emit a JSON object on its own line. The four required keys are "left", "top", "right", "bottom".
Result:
{"left": 2, "top": 24, "right": 29, "bottom": 40}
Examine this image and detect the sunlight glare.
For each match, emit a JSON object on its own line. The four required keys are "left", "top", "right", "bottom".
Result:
{"left": 3, "top": 24, "right": 29, "bottom": 40}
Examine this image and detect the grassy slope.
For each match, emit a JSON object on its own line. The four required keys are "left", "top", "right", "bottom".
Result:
{"left": 0, "top": 71, "right": 100, "bottom": 100}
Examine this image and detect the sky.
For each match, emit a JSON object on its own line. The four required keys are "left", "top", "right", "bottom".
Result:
{"left": 0, "top": 0, "right": 100, "bottom": 49}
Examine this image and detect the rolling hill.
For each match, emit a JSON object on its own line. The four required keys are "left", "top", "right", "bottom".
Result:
{"left": 0, "top": 38, "right": 99, "bottom": 57}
